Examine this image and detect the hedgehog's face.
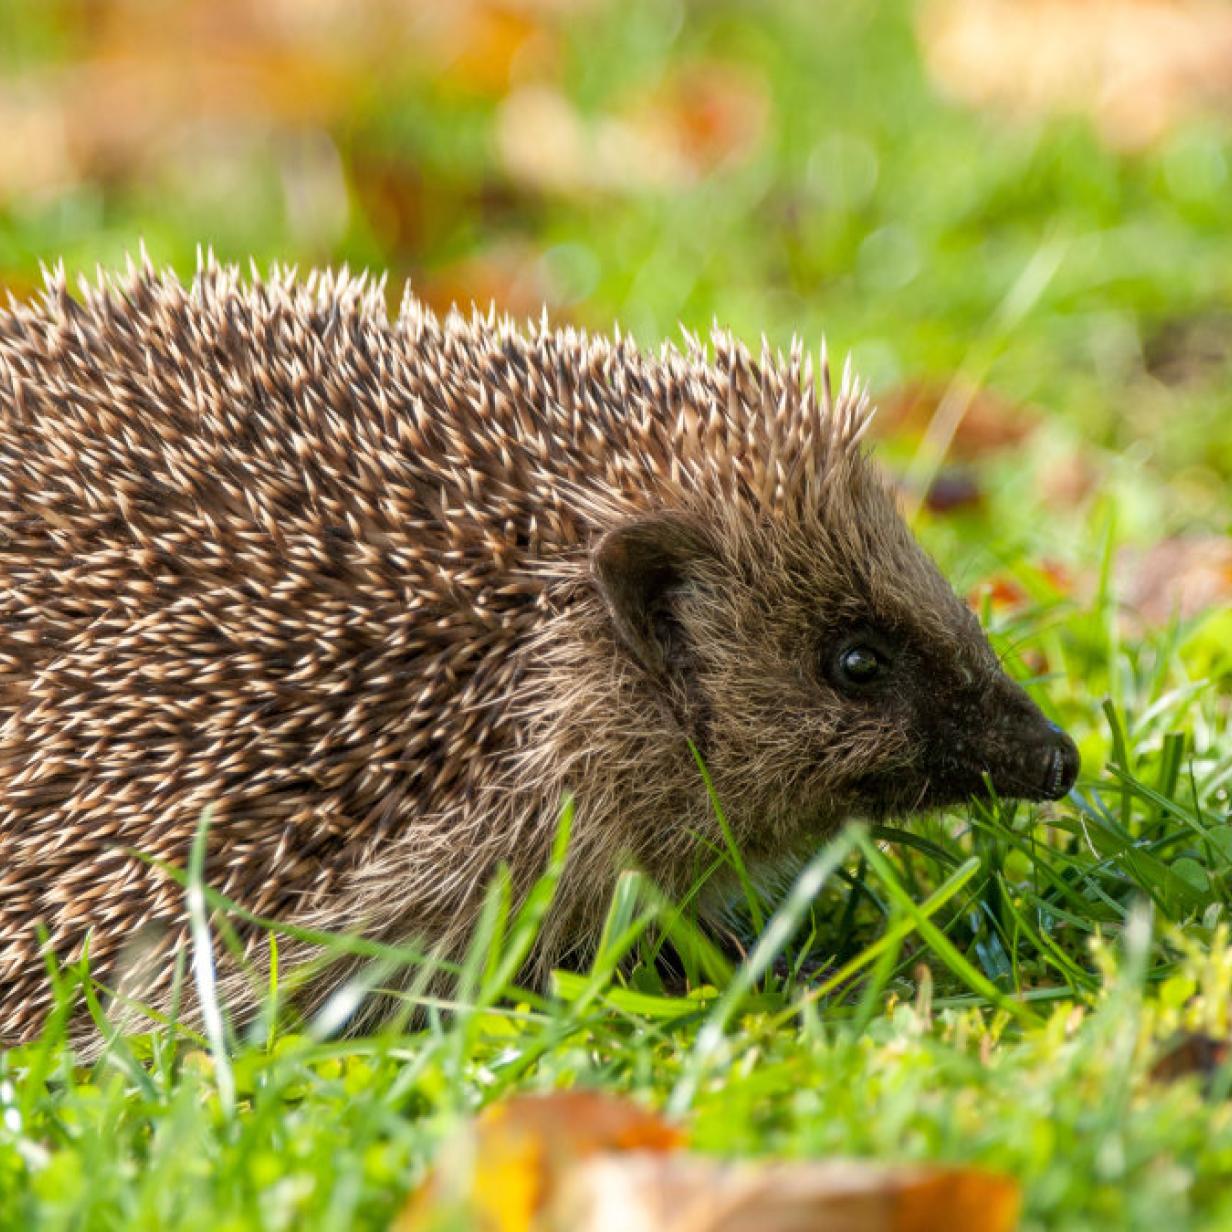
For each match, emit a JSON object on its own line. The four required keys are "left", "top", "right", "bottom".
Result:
{"left": 592, "top": 483, "right": 1078, "bottom": 847}
{"left": 798, "top": 602, "right": 1081, "bottom": 822}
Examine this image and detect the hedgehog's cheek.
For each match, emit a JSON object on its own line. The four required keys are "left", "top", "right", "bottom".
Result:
{"left": 837, "top": 772, "right": 935, "bottom": 823}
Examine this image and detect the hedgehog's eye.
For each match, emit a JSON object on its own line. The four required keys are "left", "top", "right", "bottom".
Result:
{"left": 833, "top": 643, "right": 886, "bottom": 688}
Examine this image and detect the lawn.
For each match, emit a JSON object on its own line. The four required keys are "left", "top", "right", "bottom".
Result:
{"left": 1, "top": 1, "right": 1231, "bottom": 1228}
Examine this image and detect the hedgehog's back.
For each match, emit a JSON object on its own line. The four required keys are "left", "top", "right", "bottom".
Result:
{"left": 0, "top": 262, "right": 873, "bottom": 1043}
{"left": 0, "top": 266, "right": 564, "bottom": 1039}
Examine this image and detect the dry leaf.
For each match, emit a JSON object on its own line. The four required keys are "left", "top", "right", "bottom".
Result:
{"left": 559, "top": 1153, "right": 1021, "bottom": 1232}
{"left": 395, "top": 1090, "right": 685, "bottom": 1232}
{"left": 1119, "top": 536, "right": 1232, "bottom": 624}
{"left": 1150, "top": 1032, "right": 1232, "bottom": 1085}
{"left": 497, "top": 62, "right": 769, "bottom": 196}
{"left": 968, "top": 561, "right": 1074, "bottom": 615}
{"left": 0, "top": 81, "right": 75, "bottom": 201}
{"left": 0, "top": 0, "right": 533, "bottom": 202}
{"left": 877, "top": 380, "right": 1037, "bottom": 460}
{"left": 640, "top": 62, "right": 770, "bottom": 177}
{"left": 918, "top": 0, "right": 1232, "bottom": 150}
{"left": 1143, "top": 313, "right": 1232, "bottom": 387}
{"left": 395, "top": 1092, "right": 1020, "bottom": 1232}
{"left": 419, "top": 241, "right": 556, "bottom": 319}
{"left": 1037, "top": 448, "right": 1101, "bottom": 510}
{"left": 919, "top": 470, "right": 984, "bottom": 515}
{"left": 435, "top": 4, "right": 546, "bottom": 96}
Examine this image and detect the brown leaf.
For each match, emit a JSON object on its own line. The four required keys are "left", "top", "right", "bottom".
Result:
{"left": 877, "top": 380, "right": 1037, "bottom": 460}
{"left": 396, "top": 1093, "right": 1020, "bottom": 1232}
{"left": 643, "top": 62, "right": 770, "bottom": 177}
{"left": 556, "top": 1152, "right": 1021, "bottom": 1232}
{"left": 0, "top": 82, "right": 76, "bottom": 202}
{"left": 1119, "top": 536, "right": 1232, "bottom": 624}
{"left": 1143, "top": 313, "right": 1232, "bottom": 387}
{"left": 918, "top": 0, "right": 1232, "bottom": 150}
{"left": 475, "top": 1090, "right": 686, "bottom": 1158}
{"left": 1037, "top": 449, "right": 1101, "bottom": 510}
{"left": 968, "top": 561, "right": 1075, "bottom": 614}
{"left": 395, "top": 1091, "right": 684, "bottom": 1232}
{"left": 418, "top": 242, "right": 556, "bottom": 319}
{"left": 497, "top": 61, "right": 769, "bottom": 197}
{"left": 921, "top": 470, "right": 984, "bottom": 515}
{"left": 1150, "top": 1032, "right": 1231, "bottom": 1085}
{"left": 435, "top": 4, "right": 548, "bottom": 97}
{"left": 7, "top": 0, "right": 443, "bottom": 193}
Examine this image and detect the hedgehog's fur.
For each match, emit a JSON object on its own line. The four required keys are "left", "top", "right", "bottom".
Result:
{"left": 0, "top": 260, "right": 1078, "bottom": 1045}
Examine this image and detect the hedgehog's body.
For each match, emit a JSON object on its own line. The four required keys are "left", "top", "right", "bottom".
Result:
{"left": 0, "top": 264, "right": 1077, "bottom": 1044}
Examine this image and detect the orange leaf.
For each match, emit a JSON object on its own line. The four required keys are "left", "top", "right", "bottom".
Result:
{"left": 1120, "top": 536, "right": 1232, "bottom": 625}
{"left": 555, "top": 1153, "right": 1021, "bottom": 1232}
{"left": 918, "top": 0, "right": 1232, "bottom": 150}
{"left": 395, "top": 1091, "right": 683, "bottom": 1232}
{"left": 397, "top": 1093, "right": 1022, "bottom": 1232}
{"left": 1150, "top": 1032, "right": 1232, "bottom": 1085}
{"left": 878, "top": 380, "right": 1037, "bottom": 460}
{"left": 892, "top": 1167, "right": 1021, "bottom": 1232}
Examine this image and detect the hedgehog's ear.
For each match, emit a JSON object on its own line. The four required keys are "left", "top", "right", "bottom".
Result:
{"left": 592, "top": 516, "right": 713, "bottom": 681}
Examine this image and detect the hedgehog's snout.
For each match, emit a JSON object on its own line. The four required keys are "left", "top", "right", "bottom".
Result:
{"left": 989, "top": 691, "right": 1080, "bottom": 802}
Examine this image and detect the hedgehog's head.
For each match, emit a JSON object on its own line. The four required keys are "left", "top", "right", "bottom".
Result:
{"left": 591, "top": 454, "right": 1078, "bottom": 850}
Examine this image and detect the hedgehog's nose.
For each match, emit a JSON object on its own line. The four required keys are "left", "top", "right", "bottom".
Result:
{"left": 1034, "top": 724, "right": 1080, "bottom": 800}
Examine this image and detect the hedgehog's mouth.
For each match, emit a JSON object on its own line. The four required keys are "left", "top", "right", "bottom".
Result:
{"left": 919, "top": 727, "right": 1080, "bottom": 807}
{"left": 1043, "top": 745, "right": 1068, "bottom": 799}
{"left": 988, "top": 719, "right": 1079, "bottom": 803}
{"left": 844, "top": 727, "right": 1079, "bottom": 819}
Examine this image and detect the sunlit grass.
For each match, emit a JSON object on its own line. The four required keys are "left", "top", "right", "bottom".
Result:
{"left": 1, "top": 0, "right": 1231, "bottom": 1228}
{"left": 1, "top": 579, "right": 1230, "bottom": 1229}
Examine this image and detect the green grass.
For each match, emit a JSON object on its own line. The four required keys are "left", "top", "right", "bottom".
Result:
{"left": 2, "top": 0, "right": 1232, "bottom": 1227}
{"left": 1, "top": 595, "right": 1230, "bottom": 1230}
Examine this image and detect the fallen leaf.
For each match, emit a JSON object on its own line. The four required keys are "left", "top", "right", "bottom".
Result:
{"left": 497, "top": 61, "right": 769, "bottom": 196}
{"left": 1038, "top": 448, "right": 1101, "bottom": 510}
{"left": 0, "top": 81, "right": 75, "bottom": 201}
{"left": 918, "top": 0, "right": 1232, "bottom": 150}
{"left": 877, "top": 380, "right": 1037, "bottom": 459}
{"left": 972, "top": 561, "right": 1075, "bottom": 610}
{"left": 435, "top": 4, "right": 547, "bottom": 97}
{"left": 1143, "top": 313, "right": 1232, "bottom": 387}
{"left": 1119, "top": 536, "right": 1232, "bottom": 625}
{"left": 921, "top": 470, "right": 984, "bottom": 514}
{"left": 974, "top": 575, "right": 1032, "bottom": 612}
{"left": 395, "top": 1090, "right": 684, "bottom": 1232}
{"left": 396, "top": 1092, "right": 1021, "bottom": 1232}
{"left": 558, "top": 1152, "right": 1020, "bottom": 1232}
{"left": 419, "top": 241, "right": 556, "bottom": 319}
{"left": 475, "top": 1090, "right": 685, "bottom": 1158}
{"left": 1150, "top": 1032, "right": 1231, "bottom": 1085}
{"left": 640, "top": 62, "right": 770, "bottom": 177}
{"left": 1, "top": 0, "right": 473, "bottom": 197}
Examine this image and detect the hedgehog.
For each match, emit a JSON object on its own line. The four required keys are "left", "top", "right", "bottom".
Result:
{"left": 0, "top": 260, "right": 1079, "bottom": 1045}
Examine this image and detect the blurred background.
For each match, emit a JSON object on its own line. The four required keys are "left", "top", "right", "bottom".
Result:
{"left": 1, "top": 0, "right": 1230, "bottom": 627}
